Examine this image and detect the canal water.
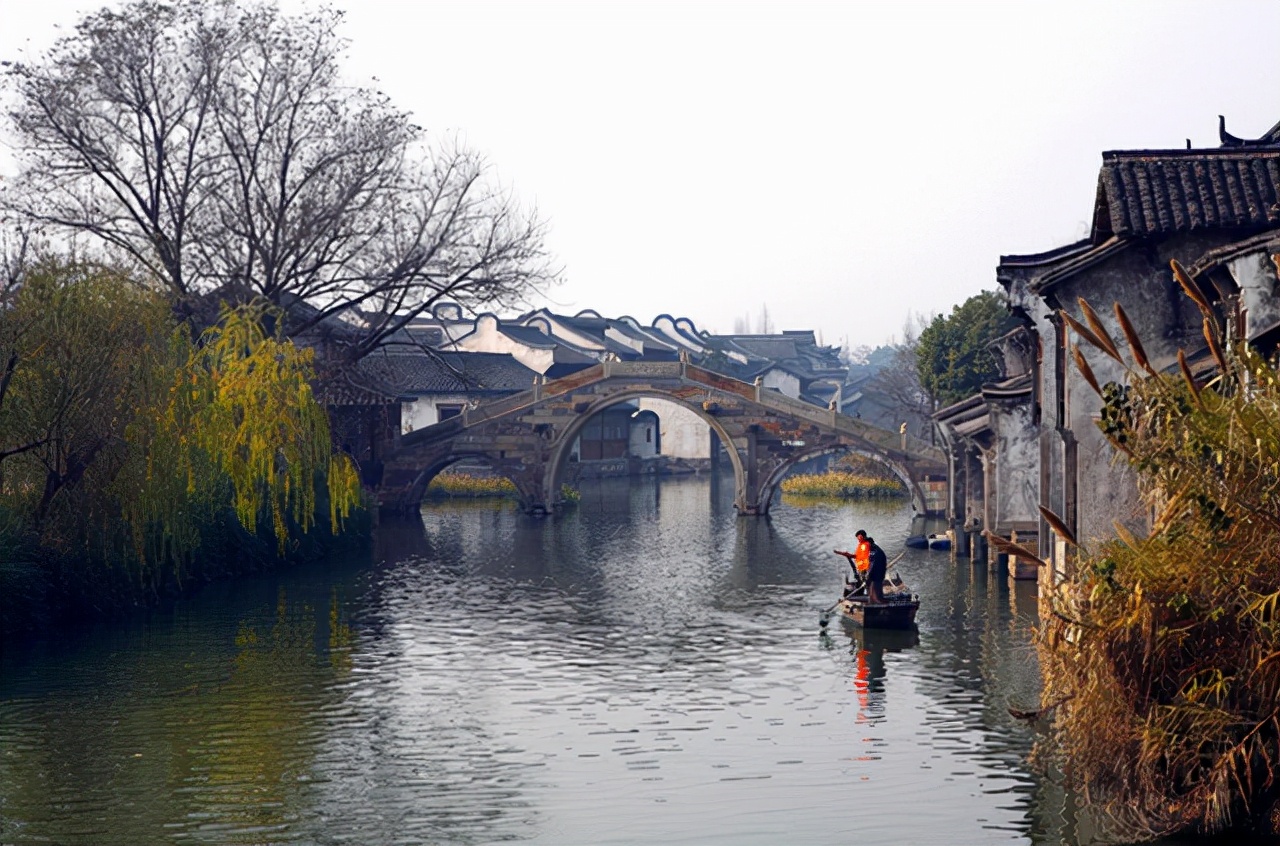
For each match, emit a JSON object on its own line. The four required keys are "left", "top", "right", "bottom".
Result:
{"left": 2, "top": 475, "right": 1086, "bottom": 845}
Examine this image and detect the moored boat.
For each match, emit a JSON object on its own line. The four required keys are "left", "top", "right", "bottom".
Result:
{"left": 905, "top": 532, "right": 951, "bottom": 551}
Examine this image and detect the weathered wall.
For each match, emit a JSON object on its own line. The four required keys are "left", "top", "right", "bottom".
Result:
{"left": 402, "top": 393, "right": 469, "bottom": 432}
{"left": 639, "top": 397, "right": 710, "bottom": 459}
{"left": 993, "top": 401, "right": 1039, "bottom": 532}
{"left": 1233, "top": 251, "right": 1280, "bottom": 338}
{"left": 628, "top": 410, "right": 660, "bottom": 458}
{"left": 1055, "top": 233, "right": 1227, "bottom": 549}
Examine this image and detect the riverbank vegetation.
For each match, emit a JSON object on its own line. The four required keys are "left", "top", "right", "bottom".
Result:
{"left": 1033, "top": 260, "right": 1280, "bottom": 841}
{"left": 426, "top": 473, "right": 519, "bottom": 499}
{"left": 425, "top": 472, "right": 580, "bottom": 503}
{"left": 0, "top": 261, "right": 364, "bottom": 637}
{"left": 780, "top": 455, "right": 907, "bottom": 500}
{"left": 1, "top": 0, "right": 556, "bottom": 636}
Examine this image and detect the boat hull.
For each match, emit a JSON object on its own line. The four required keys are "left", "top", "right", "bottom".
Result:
{"left": 836, "top": 596, "right": 919, "bottom": 630}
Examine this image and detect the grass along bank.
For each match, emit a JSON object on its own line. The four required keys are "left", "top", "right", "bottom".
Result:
{"left": 425, "top": 472, "right": 580, "bottom": 502}
{"left": 779, "top": 455, "right": 907, "bottom": 500}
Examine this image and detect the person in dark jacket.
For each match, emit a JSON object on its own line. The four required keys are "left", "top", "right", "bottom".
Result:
{"left": 866, "top": 538, "right": 888, "bottom": 603}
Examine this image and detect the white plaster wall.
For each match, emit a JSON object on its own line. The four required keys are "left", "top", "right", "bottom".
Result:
{"left": 638, "top": 398, "right": 709, "bottom": 459}
{"left": 401, "top": 393, "right": 470, "bottom": 433}
{"left": 1231, "top": 251, "right": 1280, "bottom": 339}
{"left": 762, "top": 369, "right": 801, "bottom": 399}
{"left": 605, "top": 325, "right": 646, "bottom": 355}
{"left": 452, "top": 316, "right": 554, "bottom": 375}
{"left": 628, "top": 417, "right": 659, "bottom": 457}
{"left": 531, "top": 315, "right": 605, "bottom": 352}
{"left": 651, "top": 316, "right": 707, "bottom": 355}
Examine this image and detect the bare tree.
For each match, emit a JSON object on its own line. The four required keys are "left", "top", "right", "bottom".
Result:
{"left": 2, "top": 0, "right": 555, "bottom": 361}
{"left": 757, "top": 303, "right": 774, "bottom": 334}
{"left": 867, "top": 312, "right": 934, "bottom": 439}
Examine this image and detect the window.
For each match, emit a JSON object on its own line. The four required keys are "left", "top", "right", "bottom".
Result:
{"left": 438, "top": 404, "right": 464, "bottom": 421}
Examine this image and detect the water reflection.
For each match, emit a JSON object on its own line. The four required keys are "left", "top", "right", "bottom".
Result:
{"left": 0, "top": 475, "right": 1166, "bottom": 845}
{"left": 823, "top": 623, "right": 920, "bottom": 729}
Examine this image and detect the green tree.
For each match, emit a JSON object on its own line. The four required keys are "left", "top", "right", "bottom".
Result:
{"left": 0, "top": 259, "right": 361, "bottom": 600}
{"left": 0, "top": 261, "right": 172, "bottom": 531}
{"left": 915, "top": 290, "right": 1016, "bottom": 408}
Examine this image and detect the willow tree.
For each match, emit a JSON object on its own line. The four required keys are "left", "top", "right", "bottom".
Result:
{"left": 122, "top": 304, "right": 362, "bottom": 567}
{"left": 1032, "top": 260, "right": 1280, "bottom": 840}
{"left": 0, "top": 261, "right": 173, "bottom": 532}
{"left": 0, "top": 258, "right": 361, "bottom": 596}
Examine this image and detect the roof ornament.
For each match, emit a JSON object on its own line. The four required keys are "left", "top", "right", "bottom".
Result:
{"left": 1219, "top": 115, "right": 1247, "bottom": 147}
{"left": 1216, "top": 114, "right": 1280, "bottom": 149}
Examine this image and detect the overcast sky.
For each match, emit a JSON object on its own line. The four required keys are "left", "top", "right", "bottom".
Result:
{"left": 3, "top": 1, "right": 1280, "bottom": 348}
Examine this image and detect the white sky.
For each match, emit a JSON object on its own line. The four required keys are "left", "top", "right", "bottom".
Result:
{"left": 3, "top": 1, "right": 1280, "bottom": 348}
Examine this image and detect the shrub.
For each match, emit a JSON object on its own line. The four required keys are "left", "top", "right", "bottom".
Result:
{"left": 780, "top": 470, "right": 907, "bottom": 499}
{"left": 1035, "top": 261, "right": 1280, "bottom": 840}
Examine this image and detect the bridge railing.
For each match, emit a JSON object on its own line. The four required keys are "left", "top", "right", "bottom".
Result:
{"left": 682, "top": 364, "right": 946, "bottom": 466}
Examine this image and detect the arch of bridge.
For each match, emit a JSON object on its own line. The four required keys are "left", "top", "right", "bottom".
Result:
{"left": 539, "top": 386, "right": 748, "bottom": 510}
{"left": 753, "top": 444, "right": 924, "bottom": 515}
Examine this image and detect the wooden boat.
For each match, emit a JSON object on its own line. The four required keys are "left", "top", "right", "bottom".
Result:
{"left": 821, "top": 574, "right": 919, "bottom": 630}
{"left": 832, "top": 594, "right": 919, "bottom": 629}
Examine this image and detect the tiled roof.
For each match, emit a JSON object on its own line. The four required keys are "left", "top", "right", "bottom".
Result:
{"left": 352, "top": 351, "right": 537, "bottom": 397}
{"left": 549, "top": 344, "right": 599, "bottom": 365}
{"left": 494, "top": 323, "right": 598, "bottom": 367}
{"left": 607, "top": 321, "right": 679, "bottom": 356}
{"left": 498, "top": 324, "right": 559, "bottom": 348}
{"left": 1093, "top": 148, "right": 1280, "bottom": 240}
{"left": 720, "top": 335, "right": 803, "bottom": 360}
{"left": 376, "top": 325, "right": 446, "bottom": 349}
{"left": 547, "top": 313, "right": 651, "bottom": 360}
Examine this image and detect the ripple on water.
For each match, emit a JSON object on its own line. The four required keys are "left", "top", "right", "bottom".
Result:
{"left": 0, "top": 479, "right": 1076, "bottom": 845}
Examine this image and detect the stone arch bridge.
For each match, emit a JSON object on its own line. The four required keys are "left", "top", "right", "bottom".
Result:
{"left": 376, "top": 360, "right": 947, "bottom": 517}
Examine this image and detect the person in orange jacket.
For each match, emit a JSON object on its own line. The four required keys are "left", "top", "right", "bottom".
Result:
{"left": 834, "top": 529, "right": 873, "bottom": 595}
{"left": 853, "top": 530, "right": 871, "bottom": 575}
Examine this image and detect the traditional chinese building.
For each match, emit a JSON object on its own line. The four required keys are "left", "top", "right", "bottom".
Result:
{"left": 938, "top": 116, "right": 1280, "bottom": 584}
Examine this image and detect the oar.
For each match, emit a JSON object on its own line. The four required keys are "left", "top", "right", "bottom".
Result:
{"left": 887, "top": 550, "right": 905, "bottom": 570}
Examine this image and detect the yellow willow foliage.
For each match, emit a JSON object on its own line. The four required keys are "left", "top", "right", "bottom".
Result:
{"left": 127, "top": 305, "right": 360, "bottom": 557}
